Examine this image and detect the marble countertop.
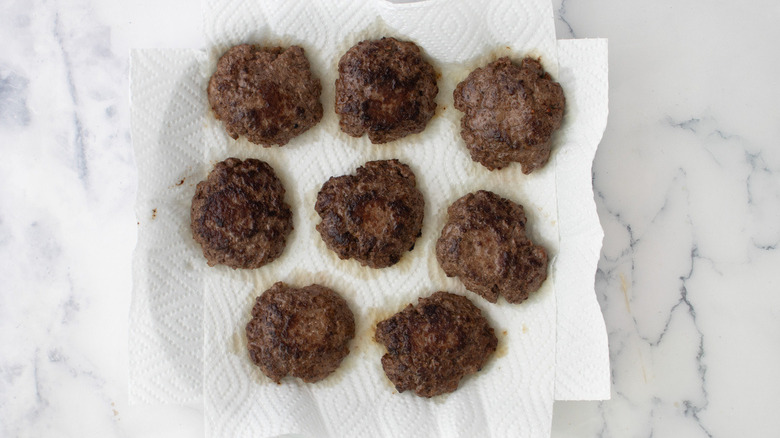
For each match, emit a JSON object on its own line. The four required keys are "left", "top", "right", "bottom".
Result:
{"left": 1, "top": 0, "right": 778, "bottom": 436}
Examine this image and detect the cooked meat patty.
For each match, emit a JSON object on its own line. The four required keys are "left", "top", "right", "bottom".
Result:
{"left": 208, "top": 44, "right": 323, "bottom": 146}
{"left": 190, "top": 158, "right": 293, "bottom": 269}
{"left": 375, "top": 291, "right": 497, "bottom": 397}
{"left": 453, "top": 57, "right": 565, "bottom": 172}
{"left": 246, "top": 282, "right": 355, "bottom": 383}
{"left": 315, "top": 159, "right": 424, "bottom": 268}
{"left": 335, "top": 37, "right": 438, "bottom": 144}
{"left": 436, "top": 190, "right": 548, "bottom": 303}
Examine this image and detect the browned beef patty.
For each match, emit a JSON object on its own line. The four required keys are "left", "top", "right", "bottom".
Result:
{"left": 246, "top": 282, "right": 355, "bottom": 383}
{"left": 453, "top": 57, "right": 565, "bottom": 172}
{"left": 436, "top": 190, "right": 548, "bottom": 303}
{"left": 190, "top": 158, "right": 292, "bottom": 269}
{"left": 208, "top": 44, "right": 323, "bottom": 146}
{"left": 335, "top": 37, "right": 438, "bottom": 144}
{"left": 315, "top": 159, "right": 424, "bottom": 268}
{"left": 375, "top": 291, "right": 497, "bottom": 397}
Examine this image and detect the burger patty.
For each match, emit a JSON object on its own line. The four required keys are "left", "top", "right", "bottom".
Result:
{"left": 375, "top": 291, "right": 497, "bottom": 398}
{"left": 436, "top": 190, "right": 548, "bottom": 303}
{"left": 454, "top": 57, "right": 565, "bottom": 172}
{"left": 190, "top": 158, "right": 293, "bottom": 269}
{"left": 208, "top": 44, "right": 323, "bottom": 146}
{"left": 315, "top": 159, "right": 424, "bottom": 268}
{"left": 335, "top": 37, "right": 438, "bottom": 144}
{"left": 246, "top": 282, "right": 355, "bottom": 383}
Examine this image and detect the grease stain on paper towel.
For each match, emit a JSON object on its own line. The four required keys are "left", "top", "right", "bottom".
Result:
{"left": 493, "top": 330, "right": 509, "bottom": 359}
{"left": 230, "top": 331, "right": 245, "bottom": 356}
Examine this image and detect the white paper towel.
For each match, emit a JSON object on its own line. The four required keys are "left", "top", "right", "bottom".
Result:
{"left": 554, "top": 39, "right": 611, "bottom": 400}
{"left": 128, "top": 0, "right": 610, "bottom": 434}
{"left": 200, "top": 0, "right": 559, "bottom": 437}
{"left": 129, "top": 48, "right": 207, "bottom": 404}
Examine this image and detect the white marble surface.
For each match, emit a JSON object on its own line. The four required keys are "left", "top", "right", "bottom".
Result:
{"left": 1, "top": 0, "right": 778, "bottom": 436}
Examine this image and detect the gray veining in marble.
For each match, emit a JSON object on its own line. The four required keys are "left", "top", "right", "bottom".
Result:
{"left": 0, "top": 69, "right": 31, "bottom": 127}
{"left": 551, "top": 1, "right": 780, "bottom": 437}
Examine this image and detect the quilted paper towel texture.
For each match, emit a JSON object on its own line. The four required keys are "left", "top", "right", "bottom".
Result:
{"left": 554, "top": 39, "right": 610, "bottom": 400}
{"left": 200, "top": 0, "right": 560, "bottom": 437}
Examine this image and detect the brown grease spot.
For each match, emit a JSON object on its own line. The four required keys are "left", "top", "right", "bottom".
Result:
{"left": 151, "top": 208, "right": 157, "bottom": 220}
{"left": 352, "top": 306, "right": 398, "bottom": 355}
{"left": 494, "top": 334, "right": 508, "bottom": 358}
{"left": 522, "top": 324, "right": 529, "bottom": 334}
{"left": 368, "top": 306, "right": 398, "bottom": 332}
{"left": 248, "top": 365, "right": 268, "bottom": 385}
{"left": 177, "top": 177, "right": 186, "bottom": 186}
{"left": 229, "top": 331, "right": 245, "bottom": 355}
